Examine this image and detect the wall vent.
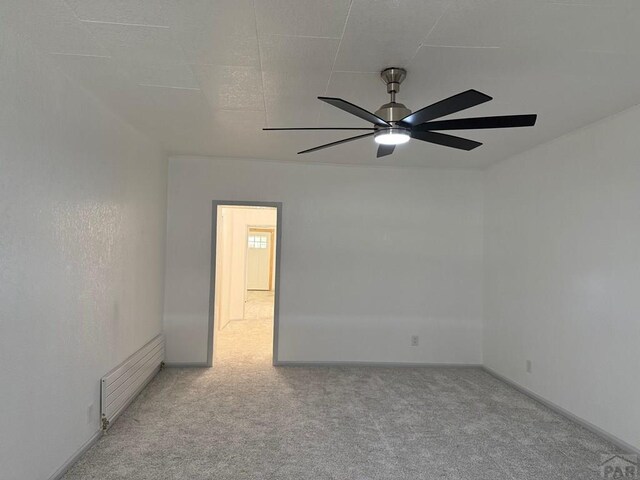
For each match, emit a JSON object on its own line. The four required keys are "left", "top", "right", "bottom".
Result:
{"left": 100, "top": 334, "right": 164, "bottom": 430}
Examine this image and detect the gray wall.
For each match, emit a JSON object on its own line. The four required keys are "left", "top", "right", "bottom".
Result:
{"left": 164, "top": 156, "right": 484, "bottom": 365}
{"left": 0, "top": 21, "right": 168, "bottom": 480}
{"left": 484, "top": 105, "right": 640, "bottom": 451}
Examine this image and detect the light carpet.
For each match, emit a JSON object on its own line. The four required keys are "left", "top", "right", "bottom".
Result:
{"left": 63, "top": 317, "right": 618, "bottom": 479}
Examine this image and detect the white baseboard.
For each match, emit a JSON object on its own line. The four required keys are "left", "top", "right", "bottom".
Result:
{"left": 164, "top": 362, "right": 209, "bottom": 368}
{"left": 47, "top": 430, "right": 102, "bottom": 480}
{"left": 482, "top": 366, "right": 640, "bottom": 455}
{"left": 274, "top": 360, "right": 482, "bottom": 368}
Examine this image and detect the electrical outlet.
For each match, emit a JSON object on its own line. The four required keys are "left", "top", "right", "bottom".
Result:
{"left": 526, "top": 360, "right": 532, "bottom": 374}
{"left": 87, "top": 403, "right": 95, "bottom": 425}
{"left": 411, "top": 335, "right": 419, "bottom": 347}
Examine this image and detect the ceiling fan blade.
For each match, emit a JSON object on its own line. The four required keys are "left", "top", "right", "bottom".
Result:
{"left": 415, "top": 114, "right": 537, "bottom": 131}
{"left": 377, "top": 144, "right": 395, "bottom": 158}
{"left": 263, "top": 127, "right": 375, "bottom": 131}
{"left": 399, "top": 90, "right": 492, "bottom": 127}
{"left": 318, "top": 97, "right": 391, "bottom": 127}
{"left": 411, "top": 130, "right": 482, "bottom": 151}
{"left": 298, "top": 132, "right": 375, "bottom": 154}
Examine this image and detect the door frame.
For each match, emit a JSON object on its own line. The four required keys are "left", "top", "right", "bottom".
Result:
{"left": 208, "top": 201, "right": 283, "bottom": 367}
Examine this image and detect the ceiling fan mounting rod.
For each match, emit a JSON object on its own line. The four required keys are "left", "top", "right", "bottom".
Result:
{"left": 380, "top": 67, "right": 407, "bottom": 103}
{"left": 376, "top": 67, "right": 411, "bottom": 123}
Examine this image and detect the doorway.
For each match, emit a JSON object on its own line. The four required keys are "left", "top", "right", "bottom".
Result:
{"left": 208, "top": 201, "right": 282, "bottom": 367}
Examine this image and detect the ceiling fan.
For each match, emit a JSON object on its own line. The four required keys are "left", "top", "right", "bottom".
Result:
{"left": 264, "top": 67, "right": 537, "bottom": 158}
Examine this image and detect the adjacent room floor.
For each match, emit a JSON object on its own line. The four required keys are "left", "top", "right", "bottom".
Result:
{"left": 64, "top": 314, "right": 616, "bottom": 479}
{"left": 243, "top": 290, "right": 275, "bottom": 321}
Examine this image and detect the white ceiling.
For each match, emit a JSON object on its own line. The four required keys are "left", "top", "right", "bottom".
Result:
{"left": 6, "top": 0, "right": 640, "bottom": 168}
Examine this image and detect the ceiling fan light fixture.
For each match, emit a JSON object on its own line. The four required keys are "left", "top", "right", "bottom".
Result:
{"left": 374, "top": 128, "right": 410, "bottom": 145}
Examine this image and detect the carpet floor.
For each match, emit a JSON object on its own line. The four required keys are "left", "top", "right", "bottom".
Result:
{"left": 243, "top": 290, "right": 275, "bottom": 321}
{"left": 63, "top": 317, "right": 618, "bottom": 479}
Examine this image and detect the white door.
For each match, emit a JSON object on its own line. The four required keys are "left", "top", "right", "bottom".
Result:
{"left": 246, "top": 231, "right": 272, "bottom": 290}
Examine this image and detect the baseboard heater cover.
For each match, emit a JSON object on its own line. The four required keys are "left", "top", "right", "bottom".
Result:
{"left": 100, "top": 333, "right": 165, "bottom": 430}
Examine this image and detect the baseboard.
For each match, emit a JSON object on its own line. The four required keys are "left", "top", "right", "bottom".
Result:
{"left": 482, "top": 366, "right": 640, "bottom": 455}
{"left": 164, "top": 362, "right": 209, "bottom": 368}
{"left": 47, "top": 429, "right": 102, "bottom": 480}
{"left": 274, "top": 360, "right": 483, "bottom": 368}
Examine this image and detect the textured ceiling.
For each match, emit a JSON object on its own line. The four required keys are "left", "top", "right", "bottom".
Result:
{"left": 5, "top": 0, "right": 640, "bottom": 168}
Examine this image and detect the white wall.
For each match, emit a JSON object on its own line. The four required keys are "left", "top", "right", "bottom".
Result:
{"left": 164, "top": 156, "right": 484, "bottom": 365}
{"left": 484, "top": 105, "right": 640, "bottom": 450}
{"left": 217, "top": 207, "right": 277, "bottom": 326}
{"left": 0, "top": 23, "right": 167, "bottom": 480}
{"left": 215, "top": 208, "right": 233, "bottom": 330}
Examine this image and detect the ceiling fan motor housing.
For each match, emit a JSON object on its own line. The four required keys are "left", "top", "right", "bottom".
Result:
{"left": 375, "top": 67, "right": 411, "bottom": 123}
{"left": 375, "top": 101, "right": 411, "bottom": 124}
